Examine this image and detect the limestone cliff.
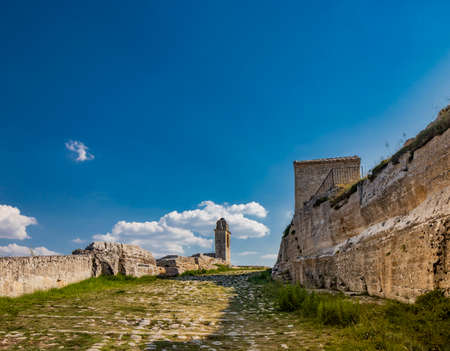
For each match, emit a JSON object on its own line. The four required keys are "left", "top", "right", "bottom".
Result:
{"left": 273, "top": 107, "right": 450, "bottom": 302}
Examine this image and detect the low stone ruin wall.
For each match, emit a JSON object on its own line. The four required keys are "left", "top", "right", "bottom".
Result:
{"left": 157, "top": 254, "right": 226, "bottom": 277}
{"left": 0, "top": 255, "right": 93, "bottom": 298}
{"left": 0, "top": 242, "right": 159, "bottom": 298}
{"left": 73, "top": 241, "right": 158, "bottom": 277}
{"left": 0, "top": 242, "right": 227, "bottom": 297}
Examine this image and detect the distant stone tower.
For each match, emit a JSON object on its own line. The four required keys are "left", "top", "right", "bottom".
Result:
{"left": 215, "top": 218, "right": 231, "bottom": 264}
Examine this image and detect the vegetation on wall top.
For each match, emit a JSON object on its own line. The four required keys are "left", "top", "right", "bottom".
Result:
{"left": 330, "top": 105, "right": 450, "bottom": 208}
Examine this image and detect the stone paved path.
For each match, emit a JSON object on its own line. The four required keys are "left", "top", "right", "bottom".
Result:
{"left": 1, "top": 271, "right": 338, "bottom": 350}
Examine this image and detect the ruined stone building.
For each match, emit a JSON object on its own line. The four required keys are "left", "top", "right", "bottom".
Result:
{"left": 273, "top": 107, "right": 450, "bottom": 302}
{"left": 215, "top": 218, "right": 231, "bottom": 263}
{"left": 294, "top": 156, "right": 361, "bottom": 211}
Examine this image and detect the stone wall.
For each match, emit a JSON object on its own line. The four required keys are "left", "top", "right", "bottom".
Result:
{"left": 157, "top": 254, "right": 226, "bottom": 277}
{"left": 274, "top": 111, "right": 450, "bottom": 302}
{"left": 0, "top": 242, "right": 159, "bottom": 297}
{"left": 294, "top": 156, "right": 360, "bottom": 211}
{"left": 0, "top": 255, "right": 93, "bottom": 298}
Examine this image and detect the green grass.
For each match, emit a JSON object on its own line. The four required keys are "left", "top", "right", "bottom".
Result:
{"left": 329, "top": 177, "right": 366, "bottom": 209}
{"left": 248, "top": 268, "right": 273, "bottom": 284}
{"left": 249, "top": 271, "right": 450, "bottom": 350}
{"left": 179, "top": 264, "right": 261, "bottom": 276}
{"left": 313, "top": 196, "right": 329, "bottom": 207}
{"left": 282, "top": 222, "right": 292, "bottom": 237}
{"left": 276, "top": 283, "right": 360, "bottom": 327}
{"left": 0, "top": 274, "right": 157, "bottom": 316}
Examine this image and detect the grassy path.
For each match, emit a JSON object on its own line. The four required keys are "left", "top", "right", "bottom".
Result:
{"left": 0, "top": 271, "right": 339, "bottom": 350}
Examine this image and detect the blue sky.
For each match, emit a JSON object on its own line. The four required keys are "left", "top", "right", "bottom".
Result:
{"left": 1, "top": 1, "right": 449, "bottom": 264}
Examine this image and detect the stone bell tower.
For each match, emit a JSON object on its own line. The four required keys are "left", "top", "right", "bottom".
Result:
{"left": 215, "top": 218, "right": 231, "bottom": 264}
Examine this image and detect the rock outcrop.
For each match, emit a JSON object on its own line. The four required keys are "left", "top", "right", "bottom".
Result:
{"left": 73, "top": 241, "right": 158, "bottom": 277}
{"left": 273, "top": 107, "right": 450, "bottom": 302}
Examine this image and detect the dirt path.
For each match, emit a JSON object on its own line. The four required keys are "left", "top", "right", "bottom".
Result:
{"left": 1, "top": 271, "right": 337, "bottom": 350}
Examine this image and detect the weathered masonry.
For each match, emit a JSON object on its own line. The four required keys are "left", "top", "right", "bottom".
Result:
{"left": 215, "top": 218, "right": 231, "bottom": 264}
{"left": 294, "top": 156, "right": 361, "bottom": 212}
{"left": 273, "top": 107, "right": 450, "bottom": 302}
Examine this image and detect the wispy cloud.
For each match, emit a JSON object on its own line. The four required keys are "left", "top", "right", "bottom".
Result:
{"left": 93, "top": 201, "right": 269, "bottom": 257}
{"left": 237, "top": 251, "right": 258, "bottom": 256}
{"left": 65, "top": 140, "right": 94, "bottom": 162}
{"left": 261, "top": 253, "right": 277, "bottom": 260}
{"left": 0, "top": 243, "right": 59, "bottom": 257}
{"left": 72, "top": 238, "right": 86, "bottom": 244}
{"left": 0, "top": 205, "right": 37, "bottom": 240}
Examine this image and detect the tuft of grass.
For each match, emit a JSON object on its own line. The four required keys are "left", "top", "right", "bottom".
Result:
{"left": 276, "top": 284, "right": 360, "bottom": 327}
{"left": 313, "top": 196, "right": 329, "bottom": 207}
{"left": 330, "top": 178, "right": 365, "bottom": 209}
{"left": 369, "top": 105, "right": 450, "bottom": 181}
{"left": 283, "top": 222, "right": 292, "bottom": 238}
{"left": 391, "top": 106, "right": 450, "bottom": 165}
{"left": 180, "top": 264, "right": 260, "bottom": 277}
{"left": 317, "top": 298, "right": 360, "bottom": 326}
{"left": 368, "top": 158, "right": 390, "bottom": 181}
{"left": 248, "top": 269, "right": 273, "bottom": 284}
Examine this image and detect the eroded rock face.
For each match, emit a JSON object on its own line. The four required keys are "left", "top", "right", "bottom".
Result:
{"left": 73, "top": 242, "right": 158, "bottom": 277}
{"left": 274, "top": 113, "right": 450, "bottom": 302}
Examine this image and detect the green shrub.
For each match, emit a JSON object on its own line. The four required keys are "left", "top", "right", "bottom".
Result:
{"left": 276, "top": 284, "right": 360, "bottom": 327}
{"left": 278, "top": 284, "right": 308, "bottom": 312}
{"left": 313, "top": 196, "right": 329, "bottom": 207}
{"left": 317, "top": 299, "right": 360, "bottom": 327}
{"left": 368, "top": 158, "right": 390, "bottom": 180}
{"left": 248, "top": 269, "right": 273, "bottom": 284}
{"left": 330, "top": 178, "right": 365, "bottom": 209}
{"left": 283, "top": 222, "right": 292, "bottom": 237}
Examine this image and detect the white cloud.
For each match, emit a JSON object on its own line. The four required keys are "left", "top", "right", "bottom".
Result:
{"left": 0, "top": 205, "right": 37, "bottom": 240}
{"left": 93, "top": 201, "right": 269, "bottom": 257}
{"left": 0, "top": 243, "right": 59, "bottom": 257}
{"left": 162, "top": 201, "right": 269, "bottom": 239}
{"left": 72, "top": 238, "right": 85, "bottom": 244}
{"left": 65, "top": 140, "right": 94, "bottom": 162}
{"left": 92, "top": 233, "right": 120, "bottom": 242}
{"left": 261, "top": 253, "right": 278, "bottom": 260}
{"left": 228, "top": 202, "right": 268, "bottom": 218}
{"left": 237, "top": 251, "right": 258, "bottom": 256}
